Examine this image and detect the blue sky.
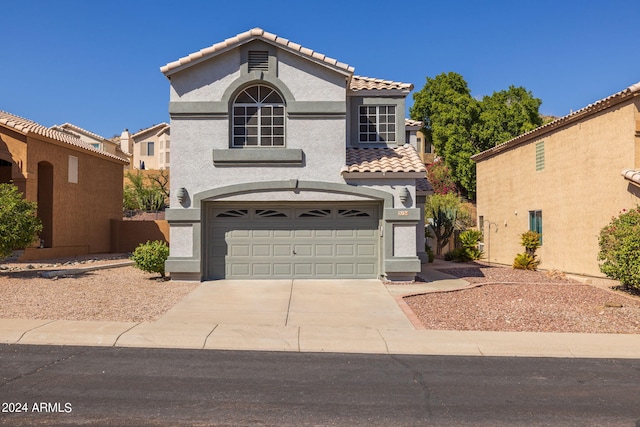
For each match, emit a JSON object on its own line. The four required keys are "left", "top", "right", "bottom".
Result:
{"left": 2, "top": 0, "right": 639, "bottom": 138}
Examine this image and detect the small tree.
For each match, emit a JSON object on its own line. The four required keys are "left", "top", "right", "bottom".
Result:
{"left": 0, "top": 184, "right": 42, "bottom": 260}
{"left": 513, "top": 230, "right": 541, "bottom": 270}
{"left": 131, "top": 240, "right": 170, "bottom": 279}
{"left": 598, "top": 207, "right": 640, "bottom": 290}
{"left": 425, "top": 193, "right": 473, "bottom": 256}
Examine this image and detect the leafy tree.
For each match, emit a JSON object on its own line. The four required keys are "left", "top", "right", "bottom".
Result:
{"left": 598, "top": 207, "right": 640, "bottom": 290}
{"left": 411, "top": 72, "right": 479, "bottom": 199}
{"left": 425, "top": 193, "right": 473, "bottom": 256}
{"left": 475, "top": 86, "right": 543, "bottom": 151}
{"left": 411, "top": 73, "right": 544, "bottom": 200}
{"left": 0, "top": 184, "right": 42, "bottom": 259}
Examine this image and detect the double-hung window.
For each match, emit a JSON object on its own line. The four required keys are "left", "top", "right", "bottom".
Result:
{"left": 359, "top": 105, "right": 396, "bottom": 143}
{"left": 232, "top": 85, "right": 285, "bottom": 147}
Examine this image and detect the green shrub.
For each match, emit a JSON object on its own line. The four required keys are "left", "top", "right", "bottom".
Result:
{"left": 598, "top": 207, "right": 640, "bottom": 290}
{"left": 513, "top": 253, "right": 540, "bottom": 270}
{"left": 513, "top": 230, "right": 542, "bottom": 270}
{"left": 131, "top": 240, "right": 169, "bottom": 279}
{"left": 520, "top": 230, "right": 542, "bottom": 256}
{"left": 0, "top": 184, "right": 43, "bottom": 259}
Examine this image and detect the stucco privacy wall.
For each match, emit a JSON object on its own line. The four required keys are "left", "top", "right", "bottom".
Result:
{"left": 475, "top": 97, "right": 640, "bottom": 277}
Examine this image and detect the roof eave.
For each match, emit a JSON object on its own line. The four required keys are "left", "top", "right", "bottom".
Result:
{"left": 473, "top": 82, "right": 640, "bottom": 163}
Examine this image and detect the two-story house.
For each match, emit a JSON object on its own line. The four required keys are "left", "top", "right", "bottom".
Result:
{"left": 161, "top": 28, "right": 427, "bottom": 281}
{"left": 119, "top": 123, "right": 170, "bottom": 170}
{"left": 473, "top": 81, "right": 640, "bottom": 277}
{"left": 51, "top": 122, "right": 123, "bottom": 157}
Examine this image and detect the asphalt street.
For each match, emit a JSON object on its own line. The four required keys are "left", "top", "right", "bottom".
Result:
{"left": 0, "top": 344, "right": 639, "bottom": 426}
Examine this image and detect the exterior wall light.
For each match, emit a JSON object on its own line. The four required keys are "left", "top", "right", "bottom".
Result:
{"left": 176, "top": 187, "right": 187, "bottom": 204}
{"left": 399, "top": 186, "right": 410, "bottom": 204}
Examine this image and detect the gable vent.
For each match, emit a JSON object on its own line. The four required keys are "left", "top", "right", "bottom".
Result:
{"left": 248, "top": 51, "right": 269, "bottom": 71}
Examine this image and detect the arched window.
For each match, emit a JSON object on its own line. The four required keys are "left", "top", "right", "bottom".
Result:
{"left": 232, "top": 85, "right": 285, "bottom": 147}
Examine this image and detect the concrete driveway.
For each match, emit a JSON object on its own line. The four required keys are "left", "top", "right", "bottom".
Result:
{"left": 155, "top": 279, "right": 415, "bottom": 329}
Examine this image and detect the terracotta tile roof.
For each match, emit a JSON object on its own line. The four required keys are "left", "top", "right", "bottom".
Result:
{"left": 350, "top": 76, "right": 413, "bottom": 93}
{"left": 405, "top": 118, "right": 423, "bottom": 128}
{"left": 132, "top": 123, "right": 170, "bottom": 138}
{"left": 161, "top": 28, "right": 354, "bottom": 76}
{"left": 416, "top": 177, "right": 433, "bottom": 193}
{"left": 51, "top": 122, "right": 108, "bottom": 142}
{"left": 0, "top": 110, "right": 128, "bottom": 163}
{"left": 622, "top": 169, "right": 640, "bottom": 186}
{"left": 342, "top": 145, "right": 426, "bottom": 174}
{"left": 473, "top": 81, "right": 640, "bottom": 162}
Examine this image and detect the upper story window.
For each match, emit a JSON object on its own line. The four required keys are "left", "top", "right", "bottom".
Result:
{"left": 359, "top": 105, "right": 396, "bottom": 143}
{"left": 232, "top": 85, "right": 285, "bottom": 147}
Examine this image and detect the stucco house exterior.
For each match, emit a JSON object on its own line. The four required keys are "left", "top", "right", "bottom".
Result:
{"left": 472, "top": 81, "right": 640, "bottom": 277}
{"left": 160, "top": 28, "right": 428, "bottom": 281}
{"left": 119, "top": 123, "right": 170, "bottom": 170}
{"left": 0, "top": 110, "right": 129, "bottom": 260}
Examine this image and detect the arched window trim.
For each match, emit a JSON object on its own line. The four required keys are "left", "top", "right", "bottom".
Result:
{"left": 232, "top": 84, "right": 285, "bottom": 148}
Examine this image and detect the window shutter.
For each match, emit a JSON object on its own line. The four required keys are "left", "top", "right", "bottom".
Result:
{"left": 248, "top": 51, "right": 269, "bottom": 71}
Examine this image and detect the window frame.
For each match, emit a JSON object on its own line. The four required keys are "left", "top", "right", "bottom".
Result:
{"left": 528, "top": 210, "right": 543, "bottom": 244}
{"left": 232, "top": 85, "right": 286, "bottom": 148}
{"left": 358, "top": 105, "right": 397, "bottom": 143}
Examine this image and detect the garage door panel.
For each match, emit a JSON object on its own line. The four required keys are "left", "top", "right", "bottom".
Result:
{"left": 252, "top": 264, "right": 271, "bottom": 276}
{"left": 208, "top": 204, "right": 380, "bottom": 279}
{"left": 336, "top": 244, "right": 354, "bottom": 256}
{"left": 252, "top": 244, "right": 271, "bottom": 257}
{"left": 230, "top": 245, "right": 250, "bottom": 257}
{"left": 315, "top": 264, "right": 334, "bottom": 275}
{"left": 273, "top": 244, "right": 292, "bottom": 256}
{"left": 315, "top": 244, "right": 333, "bottom": 257}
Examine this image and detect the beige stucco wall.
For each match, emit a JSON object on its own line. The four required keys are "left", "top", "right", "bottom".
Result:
{"left": 0, "top": 126, "right": 124, "bottom": 256}
{"left": 475, "top": 98, "right": 640, "bottom": 277}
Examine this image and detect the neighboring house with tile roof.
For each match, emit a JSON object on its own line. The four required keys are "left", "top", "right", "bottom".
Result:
{"left": 161, "top": 28, "right": 430, "bottom": 281}
{"left": 119, "top": 123, "right": 170, "bottom": 170}
{"left": 472, "top": 81, "right": 640, "bottom": 277}
{"left": 0, "top": 110, "right": 129, "bottom": 260}
{"left": 50, "top": 122, "right": 123, "bottom": 158}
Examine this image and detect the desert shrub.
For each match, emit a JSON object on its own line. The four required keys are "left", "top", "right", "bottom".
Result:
{"left": 520, "top": 230, "right": 542, "bottom": 256}
{"left": 0, "top": 184, "right": 43, "bottom": 259}
{"left": 124, "top": 171, "right": 167, "bottom": 212}
{"left": 513, "top": 230, "right": 542, "bottom": 270}
{"left": 598, "top": 207, "right": 640, "bottom": 290}
{"left": 131, "top": 240, "right": 169, "bottom": 279}
{"left": 512, "top": 253, "right": 540, "bottom": 270}
{"left": 426, "top": 159, "right": 458, "bottom": 195}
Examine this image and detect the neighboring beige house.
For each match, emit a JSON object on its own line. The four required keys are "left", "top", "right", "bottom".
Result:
{"left": 120, "top": 123, "right": 170, "bottom": 170}
{"left": 0, "top": 110, "right": 129, "bottom": 260}
{"left": 472, "top": 81, "right": 640, "bottom": 277}
{"left": 51, "top": 122, "right": 123, "bottom": 157}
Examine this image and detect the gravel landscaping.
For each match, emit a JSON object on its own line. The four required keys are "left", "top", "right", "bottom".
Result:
{"left": 1, "top": 256, "right": 639, "bottom": 334}
{"left": 0, "top": 255, "right": 197, "bottom": 322}
{"left": 406, "top": 262, "right": 640, "bottom": 334}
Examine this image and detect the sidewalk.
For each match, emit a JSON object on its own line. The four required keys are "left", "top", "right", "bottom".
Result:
{"left": 1, "top": 262, "right": 639, "bottom": 358}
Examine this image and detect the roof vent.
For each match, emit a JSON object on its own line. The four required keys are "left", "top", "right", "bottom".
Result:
{"left": 248, "top": 51, "right": 269, "bottom": 71}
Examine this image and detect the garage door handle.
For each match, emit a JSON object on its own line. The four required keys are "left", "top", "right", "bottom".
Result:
{"left": 293, "top": 250, "right": 297, "bottom": 255}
